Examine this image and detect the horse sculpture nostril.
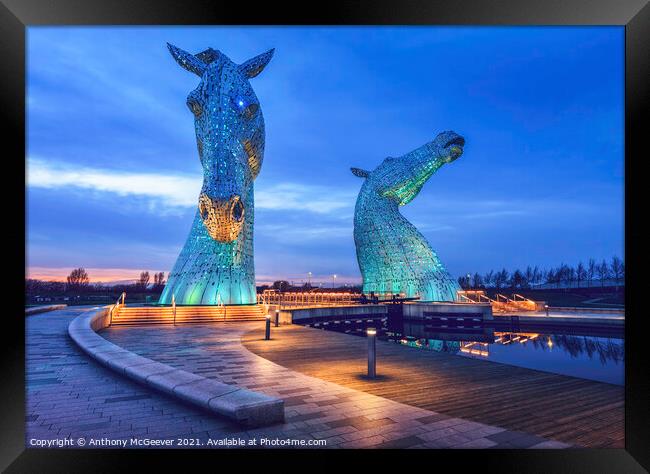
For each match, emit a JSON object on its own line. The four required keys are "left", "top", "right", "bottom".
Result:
{"left": 231, "top": 198, "right": 244, "bottom": 221}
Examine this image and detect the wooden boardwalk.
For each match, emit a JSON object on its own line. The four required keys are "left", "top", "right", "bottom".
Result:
{"left": 242, "top": 325, "right": 624, "bottom": 448}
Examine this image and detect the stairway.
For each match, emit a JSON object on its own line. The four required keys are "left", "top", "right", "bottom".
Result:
{"left": 111, "top": 304, "right": 267, "bottom": 326}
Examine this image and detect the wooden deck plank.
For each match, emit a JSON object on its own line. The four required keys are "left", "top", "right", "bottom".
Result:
{"left": 242, "top": 325, "right": 623, "bottom": 448}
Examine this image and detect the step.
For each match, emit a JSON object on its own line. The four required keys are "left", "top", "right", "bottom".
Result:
{"left": 113, "top": 318, "right": 266, "bottom": 323}
{"left": 111, "top": 319, "right": 266, "bottom": 326}
{"left": 113, "top": 309, "right": 264, "bottom": 315}
{"left": 112, "top": 305, "right": 266, "bottom": 326}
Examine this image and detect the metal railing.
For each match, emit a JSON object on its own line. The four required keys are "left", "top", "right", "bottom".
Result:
{"left": 456, "top": 290, "right": 537, "bottom": 313}
{"left": 109, "top": 292, "right": 126, "bottom": 326}
{"left": 257, "top": 290, "right": 362, "bottom": 308}
{"left": 216, "top": 293, "right": 226, "bottom": 321}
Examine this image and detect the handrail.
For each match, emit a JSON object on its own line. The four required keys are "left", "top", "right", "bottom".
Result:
{"left": 257, "top": 290, "right": 370, "bottom": 308}
{"left": 109, "top": 292, "right": 126, "bottom": 326}
{"left": 172, "top": 293, "right": 176, "bottom": 326}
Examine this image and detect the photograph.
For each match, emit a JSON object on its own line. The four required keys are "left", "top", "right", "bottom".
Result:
{"left": 21, "top": 24, "right": 628, "bottom": 452}
{"left": 0, "top": 0, "right": 644, "bottom": 467}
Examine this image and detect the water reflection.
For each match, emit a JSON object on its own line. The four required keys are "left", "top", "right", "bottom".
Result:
{"left": 400, "top": 331, "right": 625, "bottom": 366}
{"left": 306, "top": 320, "right": 624, "bottom": 385}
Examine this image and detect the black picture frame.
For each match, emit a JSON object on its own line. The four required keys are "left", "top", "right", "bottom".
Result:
{"left": 2, "top": 0, "right": 647, "bottom": 471}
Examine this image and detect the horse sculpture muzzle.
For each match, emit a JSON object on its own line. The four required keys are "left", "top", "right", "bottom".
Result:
{"left": 198, "top": 193, "right": 245, "bottom": 242}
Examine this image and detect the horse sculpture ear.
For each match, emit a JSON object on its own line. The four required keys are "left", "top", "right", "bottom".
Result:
{"left": 351, "top": 167, "right": 370, "bottom": 178}
{"left": 167, "top": 43, "right": 206, "bottom": 76}
{"left": 239, "top": 48, "right": 275, "bottom": 78}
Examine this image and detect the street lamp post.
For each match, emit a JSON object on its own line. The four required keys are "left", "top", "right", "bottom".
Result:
{"left": 367, "top": 328, "right": 377, "bottom": 378}
{"left": 332, "top": 274, "right": 337, "bottom": 289}
{"left": 265, "top": 314, "right": 271, "bottom": 340}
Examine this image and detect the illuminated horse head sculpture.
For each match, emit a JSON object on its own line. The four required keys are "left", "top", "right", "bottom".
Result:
{"left": 351, "top": 131, "right": 465, "bottom": 302}
{"left": 159, "top": 44, "right": 274, "bottom": 305}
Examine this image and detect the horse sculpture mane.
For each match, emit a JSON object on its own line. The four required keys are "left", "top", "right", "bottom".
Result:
{"left": 159, "top": 44, "right": 274, "bottom": 305}
{"left": 352, "top": 131, "right": 465, "bottom": 302}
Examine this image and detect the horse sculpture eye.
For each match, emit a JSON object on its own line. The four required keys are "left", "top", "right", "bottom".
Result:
{"left": 187, "top": 99, "right": 203, "bottom": 117}
{"left": 243, "top": 103, "right": 259, "bottom": 120}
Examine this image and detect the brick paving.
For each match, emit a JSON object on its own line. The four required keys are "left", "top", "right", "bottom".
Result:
{"left": 26, "top": 308, "right": 569, "bottom": 449}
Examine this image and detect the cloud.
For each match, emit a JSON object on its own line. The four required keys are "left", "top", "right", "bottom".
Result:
{"left": 257, "top": 223, "right": 352, "bottom": 242}
{"left": 28, "top": 158, "right": 200, "bottom": 209}
{"left": 27, "top": 158, "right": 355, "bottom": 215}
{"left": 256, "top": 183, "right": 355, "bottom": 214}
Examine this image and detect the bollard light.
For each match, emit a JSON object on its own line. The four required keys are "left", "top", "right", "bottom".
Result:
{"left": 367, "top": 328, "right": 377, "bottom": 379}
{"left": 275, "top": 309, "right": 280, "bottom": 327}
{"left": 265, "top": 314, "right": 271, "bottom": 340}
{"left": 544, "top": 304, "right": 549, "bottom": 317}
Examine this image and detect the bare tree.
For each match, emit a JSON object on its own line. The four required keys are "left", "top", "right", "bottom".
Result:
{"left": 610, "top": 256, "right": 624, "bottom": 284}
{"left": 567, "top": 266, "right": 576, "bottom": 287}
{"left": 576, "top": 262, "right": 587, "bottom": 288}
{"left": 472, "top": 273, "right": 483, "bottom": 289}
{"left": 272, "top": 280, "right": 290, "bottom": 292}
{"left": 532, "top": 266, "right": 541, "bottom": 286}
{"left": 587, "top": 259, "right": 596, "bottom": 287}
{"left": 137, "top": 271, "right": 150, "bottom": 291}
{"left": 483, "top": 270, "right": 494, "bottom": 288}
{"left": 546, "top": 268, "right": 558, "bottom": 287}
{"left": 153, "top": 272, "right": 166, "bottom": 290}
{"left": 510, "top": 269, "right": 524, "bottom": 290}
{"left": 596, "top": 260, "right": 609, "bottom": 287}
{"left": 67, "top": 268, "right": 90, "bottom": 291}
{"left": 494, "top": 269, "right": 509, "bottom": 290}
{"left": 524, "top": 266, "right": 534, "bottom": 289}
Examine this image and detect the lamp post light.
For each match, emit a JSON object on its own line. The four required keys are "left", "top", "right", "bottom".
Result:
{"left": 265, "top": 314, "right": 271, "bottom": 340}
{"left": 367, "top": 328, "right": 377, "bottom": 379}
{"left": 544, "top": 304, "right": 549, "bottom": 317}
{"left": 332, "top": 274, "right": 337, "bottom": 289}
{"left": 275, "top": 309, "right": 280, "bottom": 327}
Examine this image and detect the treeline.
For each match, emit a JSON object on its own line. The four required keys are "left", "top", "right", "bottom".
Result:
{"left": 458, "top": 257, "right": 624, "bottom": 290}
{"left": 26, "top": 268, "right": 168, "bottom": 295}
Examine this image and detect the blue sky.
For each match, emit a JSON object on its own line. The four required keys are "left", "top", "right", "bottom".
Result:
{"left": 26, "top": 26, "right": 624, "bottom": 284}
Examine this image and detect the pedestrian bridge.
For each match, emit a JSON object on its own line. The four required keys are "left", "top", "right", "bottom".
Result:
{"left": 456, "top": 290, "right": 541, "bottom": 313}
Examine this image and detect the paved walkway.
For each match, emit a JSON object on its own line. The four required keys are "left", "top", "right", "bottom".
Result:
{"left": 101, "top": 320, "right": 568, "bottom": 449}
{"left": 26, "top": 307, "right": 245, "bottom": 447}
{"left": 243, "top": 325, "right": 623, "bottom": 448}
{"left": 27, "top": 308, "right": 567, "bottom": 449}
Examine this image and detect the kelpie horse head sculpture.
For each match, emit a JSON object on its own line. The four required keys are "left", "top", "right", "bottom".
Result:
{"left": 352, "top": 131, "right": 465, "bottom": 302}
{"left": 160, "top": 44, "right": 273, "bottom": 305}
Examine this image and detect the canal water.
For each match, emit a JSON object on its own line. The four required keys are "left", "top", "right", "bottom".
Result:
{"left": 304, "top": 321, "right": 624, "bottom": 386}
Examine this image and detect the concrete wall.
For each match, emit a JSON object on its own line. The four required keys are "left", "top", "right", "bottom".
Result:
{"left": 25, "top": 304, "right": 67, "bottom": 315}
{"left": 403, "top": 302, "right": 493, "bottom": 320}
{"left": 287, "top": 305, "right": 388, "bottom": 324}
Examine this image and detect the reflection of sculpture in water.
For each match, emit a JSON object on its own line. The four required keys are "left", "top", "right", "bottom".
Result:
{"left": 352, "top": 131, "right": 465, "bottom": 302}
{"left": 159, "top": 44, "right": 274, "bottom": 305}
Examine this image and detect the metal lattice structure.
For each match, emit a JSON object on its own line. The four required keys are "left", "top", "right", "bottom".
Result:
{"left": 351, "top": 131, "right": 465, "bottom": 302}
{"left": 159, "top": 44, "right": 274, "bottom": 305}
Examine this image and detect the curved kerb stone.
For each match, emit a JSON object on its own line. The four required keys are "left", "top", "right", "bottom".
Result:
{"left": 68, "top": 306, "right": 284, "bottom": 427}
